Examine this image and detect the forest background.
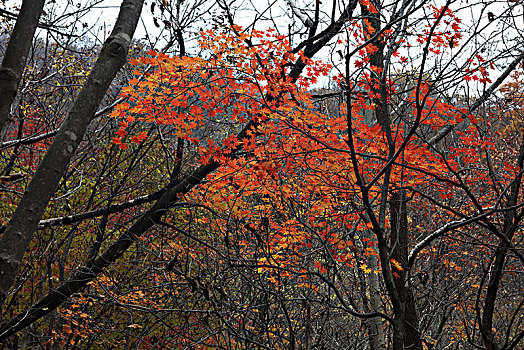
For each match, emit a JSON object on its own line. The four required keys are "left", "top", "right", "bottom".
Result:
{"left": 0, "top": 0, "right": 522, "bottom": 349}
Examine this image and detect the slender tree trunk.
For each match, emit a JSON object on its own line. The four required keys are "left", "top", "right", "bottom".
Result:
{"left": 0, "top": 0, "right": 46, "bottom": 133}
{"left": 0, "top": 0, "right": 145, "bottom": 301}
{"left": 359, "top": 226, "right": 386, "bottom": 350}
{"left": 480, "top": 137, "right": 524, "bottom": 350}
{"left": 360, "top": 1, "right": 410, "bottom": 347}
{"left": 365, "top": 254, "right": 386, "bottom": 349}
{"left": 391, "top": 191, "right": 422, "bottom": 350}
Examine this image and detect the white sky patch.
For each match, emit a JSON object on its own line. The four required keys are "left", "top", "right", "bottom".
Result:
{"left": 2, "top": 0, "right": 521, "bottom": 96}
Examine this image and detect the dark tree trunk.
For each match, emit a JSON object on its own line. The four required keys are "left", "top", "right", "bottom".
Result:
{"left": 0, "top": 0, "right": 362, "bottom": 339}
{"left": 0, "top": 0, "right": 145, "bottom": 301}
{"left": 0, "top": 0, "right": 46, "bottom": 133}
{"left": 480, "top": 138, "right": 524, "bottom": 350}
{"left": 0, "top": 159, "right": 220, "bottom": 339}
{"left": 391, "top": 191, "right": 423, "bottom": 350}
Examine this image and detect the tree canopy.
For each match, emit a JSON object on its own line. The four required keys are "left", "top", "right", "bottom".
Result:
{"left": 0, "top": 0, "right": 523, "bottom": 349}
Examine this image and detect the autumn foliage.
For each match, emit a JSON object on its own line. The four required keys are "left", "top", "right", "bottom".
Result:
{"left": 0, "top": 0, "right": 523, "bottom": 349}
{"left": 96, "top": 19, "right": 523, "bottom": 348}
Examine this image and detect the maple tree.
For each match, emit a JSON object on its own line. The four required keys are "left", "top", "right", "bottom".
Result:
{"left": 0, "top": 0, "right": 523, "bottom": 349}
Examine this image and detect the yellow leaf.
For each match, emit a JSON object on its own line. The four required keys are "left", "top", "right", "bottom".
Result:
{"left": 391, "top": 258, "right": 403, "bottom": 271}
{"left": 360, "top": 264, "right": 372, "bottom": 273}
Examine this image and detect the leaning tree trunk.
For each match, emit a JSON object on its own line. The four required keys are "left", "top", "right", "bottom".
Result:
{"left": 0, "top": 0, "right": 46, "bottom": 133}
{"left": 0, "top": 0, "right": 145, "bottom": 301}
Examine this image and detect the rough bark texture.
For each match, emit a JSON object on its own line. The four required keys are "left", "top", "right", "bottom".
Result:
{"left": 391, "top": 191, "right": 422, "bottom": 350}
{"left": 0, "top": 0, "right": 145, "bottom": 301}
{"left": 359, "top": 225, "right": 386, "bottom": 350}
{"left": 365, "top": 255, "right": 386, "bottom": 350}
{"left": 0, "top": 0, "right": 46, "bottom": 133}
